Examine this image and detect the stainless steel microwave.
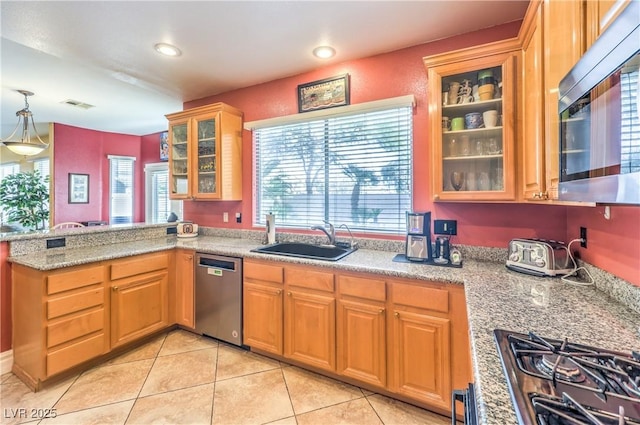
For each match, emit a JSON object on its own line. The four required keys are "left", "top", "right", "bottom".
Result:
{"left": 558, "top": 1, "right": 639, "bottom": 204}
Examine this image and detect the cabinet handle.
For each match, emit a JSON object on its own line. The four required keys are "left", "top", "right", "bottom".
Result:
{"left": 187, "top": 255, "right": 193, "bottom": 260}
{"left": 112, "top": 286, "right": 118, "bottom": 292}
{"left": 394, "top": 312, "right": 399, "bottom": 318}
{"left": 379, "top": 309, "right": 385, "bottom": 314}
{"left": 287, "top": 292, "right": 292, "bottom": 296}
{"left": 276, "top": 289, "right": 282, "bottom": 295}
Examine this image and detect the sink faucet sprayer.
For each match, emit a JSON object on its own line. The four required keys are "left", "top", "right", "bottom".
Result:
{"left": 310, "top": 220, "right": 335, "bottom": 245}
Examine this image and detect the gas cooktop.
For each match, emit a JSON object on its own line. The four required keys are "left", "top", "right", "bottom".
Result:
{"left": 494, "top": 329, "right": 640, "bottom": 425}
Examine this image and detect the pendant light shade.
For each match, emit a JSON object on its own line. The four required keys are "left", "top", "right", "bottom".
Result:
{"left": 1, "top": 90, "right": 49, "bottom": 156}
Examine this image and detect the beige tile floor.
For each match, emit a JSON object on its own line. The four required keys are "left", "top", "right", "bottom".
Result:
{"left": 1, "top": 330, "right": 452, "bottom": 425}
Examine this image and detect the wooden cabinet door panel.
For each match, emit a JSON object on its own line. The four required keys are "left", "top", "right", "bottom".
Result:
{"left": 175, "top": 250, "right": 195, "bottom": 328}
{"left": 337, "top": 300, "right": 386, "bottom": 387}
{"left": 284, "top": 290, "right": 336, "bottom": 371}
{"left": 243, "top": 282, "right": 283, "bottom": 354}
{"left": 390, "top": 311, "right": 451, "bottom": 409}
{"left": 111, "top": 272, "right": 169, "bottom": 348}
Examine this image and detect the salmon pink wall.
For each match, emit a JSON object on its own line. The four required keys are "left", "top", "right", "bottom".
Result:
{"left": 178, "top": 20, "right": 640, "bottom": 287}
{"left": 53, "top": 124, "right": 152, "bottom": 224}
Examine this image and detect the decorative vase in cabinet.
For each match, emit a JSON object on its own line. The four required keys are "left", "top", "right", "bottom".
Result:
{"left": 425, "top": 46, "right": 518, "bottom": 201}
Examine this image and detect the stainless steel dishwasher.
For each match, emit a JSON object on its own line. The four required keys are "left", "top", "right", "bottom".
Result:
{"left": 195, "top": 253, "right": 243, "bottom": 346}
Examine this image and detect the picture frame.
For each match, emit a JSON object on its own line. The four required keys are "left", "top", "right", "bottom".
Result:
{"left": 297, "top": 74, "right": 350, "bottom": 113}
{"left": 160, "top": 131, "right": 169, "bottom": 161}
{"left": 68, "top": 173, "right": 89, "bottom": 204}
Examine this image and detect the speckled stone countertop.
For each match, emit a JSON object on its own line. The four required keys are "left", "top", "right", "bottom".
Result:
{"left": 8, "top": 235, "right": 640, "bottom": 425}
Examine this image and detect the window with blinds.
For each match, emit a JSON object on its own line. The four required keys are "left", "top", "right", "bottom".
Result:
{"left": 144, "top": 163, "right": 183, "bottom": 223}
{"left": 32, "top": 158, "right": 50, "bottom": 180}
{"left": 109, "top": 156, "right": 135, "bottom": 224}
{"left": 254, "top": 104, "right": 412, "bottom": 233}
{"left": 621, "top": 69, "right": 639, "bottom": 173}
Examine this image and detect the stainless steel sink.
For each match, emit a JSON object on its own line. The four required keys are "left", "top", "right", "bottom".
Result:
{"left": 251, "top": 242, "right": 356, "bottom": 261}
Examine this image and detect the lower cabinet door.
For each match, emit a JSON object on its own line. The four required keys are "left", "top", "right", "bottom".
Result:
{"left": 111, "top": 271, "right": 169, "bottom": 348}
{"left": 389, "top": 310, "right": 451, "bottom": 409}
{"left": 175, "top": 250, "right": 195, "bottom": 329}
{"left": 284, "top": 289, "right": 336, "bottom": 371}
{"left": 243, "top": 281, "right": 283, "bottom": 355}
{"left": 337, "top": 299, "right": 386, "bottom": 387}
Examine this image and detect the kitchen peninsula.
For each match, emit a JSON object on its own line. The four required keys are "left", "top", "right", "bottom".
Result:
{"left": 4, "top": 224, "right": 640, "bottom": 424}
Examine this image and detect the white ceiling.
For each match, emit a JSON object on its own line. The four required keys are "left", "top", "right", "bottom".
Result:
{"left": 0, "top": 1, "right": 528, "bottom": 138}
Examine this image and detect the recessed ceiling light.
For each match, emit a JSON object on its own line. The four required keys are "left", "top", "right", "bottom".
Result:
{"left": 154, "top": 43, "right": 182, "bottom": 57}
{"left": 313, "top": 46, "right": 336, "bottom": 59}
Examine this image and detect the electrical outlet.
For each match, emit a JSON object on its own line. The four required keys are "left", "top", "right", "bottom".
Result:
{"left": 580, "top": 227, "right": 587, "bottom": 248}
{"left": 46, "top": 238, "right": 66, "bottom": 249}
{"left": 235, "top": 212, "right": 242, "bottom": 223}
{"left": 434, "top": 219, "right": 457, "bottom": 235}
{"left": 223, "top": 212, "right": 229, "bottom": 223}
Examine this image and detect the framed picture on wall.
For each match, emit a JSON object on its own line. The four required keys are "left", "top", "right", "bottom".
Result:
{"left": 160, "top": 131, "right": 169, "bottom": 161}
{"left": 297, "top": 74, "right": 350, "bottom": 113}
{"left": 68, "top": 173, "right": 89, "bottom": 204}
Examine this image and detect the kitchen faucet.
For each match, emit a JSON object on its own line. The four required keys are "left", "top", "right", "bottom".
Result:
{"left": 310, "top": 220, "right": 335, "bottom": 245}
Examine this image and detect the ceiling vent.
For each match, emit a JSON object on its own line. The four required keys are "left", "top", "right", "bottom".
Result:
{"left": 61, "top": 99, "right": 95, "bottom": 110}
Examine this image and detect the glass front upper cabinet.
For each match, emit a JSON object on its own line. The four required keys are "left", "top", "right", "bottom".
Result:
{"left": 169, "top": 121, "right": 190, "bottom": 198}
{"left": 166, "top": 103, "right": 243, "bottom": 201}
{"left": 425, "top": 48, "right": 517, "bottom": 201}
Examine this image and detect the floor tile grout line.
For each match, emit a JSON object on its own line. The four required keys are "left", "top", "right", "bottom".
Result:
{"left": 122, "top": 332, "right": 168, "bottom": 424}
{"left": 278, "top": 364, "right": 299, "bottom": 423}
{"left": 363, "top": 393, "right": 386, "bottom": 425}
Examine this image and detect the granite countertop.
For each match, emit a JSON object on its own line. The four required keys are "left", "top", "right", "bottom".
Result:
{"left": 8, "top": 235, "right": 640, "bottom": 424}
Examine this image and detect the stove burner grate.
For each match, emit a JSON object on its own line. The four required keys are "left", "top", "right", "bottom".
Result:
{"left": 532, "top": 393, "right": 640, "bottom": 425}
{"left": 535, "top": 353, "right": 586, "bottom": 383}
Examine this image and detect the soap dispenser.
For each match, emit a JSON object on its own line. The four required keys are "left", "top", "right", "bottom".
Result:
{"left": 265, "top": 213, "right": 276, "bottom": 244}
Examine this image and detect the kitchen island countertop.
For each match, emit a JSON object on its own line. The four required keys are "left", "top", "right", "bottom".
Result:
{"left": 8, "top": 235, "right": 640, "bottom": 424}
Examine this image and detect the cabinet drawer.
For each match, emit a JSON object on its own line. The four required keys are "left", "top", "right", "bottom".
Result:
{"left": 47, "top": 333, "right": 105, "bottom": 377}
{"left": 110, "top": 252, "right": 168, "bottom": 280}
{"left": 338, "top": 275, "right": 386, "bottom": 302}
{"left": 47, "top": 265, "right": 104, "bottom": 295}
{"left": 392, "top": 282, "right": 449, "bottom": 313}
{"left": 285, "top": 267, "right": 334, "bottom": 292}
{"left": 245, "top": 261, "right": 284, "bottom": 284}
{"left": 47, "top": 287, "right": 104, "bottom": 319}
{"left": 47, "top": 309, "right": 104, "bottom": 348}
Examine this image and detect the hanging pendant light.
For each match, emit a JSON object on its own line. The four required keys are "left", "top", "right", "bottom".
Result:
{"left": 1, "top": 90, "right": 49, "bottom": 156}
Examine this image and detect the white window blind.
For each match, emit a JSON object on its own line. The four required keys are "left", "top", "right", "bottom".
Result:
{"left": 109, "top": 156, "right": 135, "bottom": 224}
{"left": 32, "top": 158, "right": 50, "bottom": 180}
{"left": 0, "top": 163, "right": 20, "bottom": 180}
{"left": 144, "top": 163, "right": 182, "bottom": 223}
{"left": 621, "top": 69, "right": 639, "bottom": 173}
{"left": 254, "top": 104, "right": 412, "bottom": 233}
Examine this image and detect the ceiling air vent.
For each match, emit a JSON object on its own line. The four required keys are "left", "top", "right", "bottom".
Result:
{"left": 61, "top": 99, "right": 95, "bottom": 110}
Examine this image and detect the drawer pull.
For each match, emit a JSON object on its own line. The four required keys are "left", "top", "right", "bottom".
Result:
{"left": 287, "top": 291, "right": 292, "bottom": 296}
{"left": 394, "top": 312, "right": 399, "bottom": 318}
{"left": 379, "top": 309, "right": 385, "bottom": 314}
{"left": 276, "top": 290, "right": 282, "bottom": 295}
{"left": 112, "top": 286, "right": 118, "bottom": 292}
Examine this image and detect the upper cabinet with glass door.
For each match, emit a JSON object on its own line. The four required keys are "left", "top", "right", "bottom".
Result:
{"left": 424, "top": 43, "right": 519, "bottom": 201}
{"left": 166, "top": 103, "right": 243, "bottom": 201}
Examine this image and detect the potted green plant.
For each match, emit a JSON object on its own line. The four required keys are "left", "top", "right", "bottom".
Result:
{"left": 0, "top": 170, "right": 49, "bottom": 230}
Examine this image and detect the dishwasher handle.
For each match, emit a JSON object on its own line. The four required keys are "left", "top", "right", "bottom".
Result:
{"left": 197, "top": 256, "right": 239, "bottom": 272}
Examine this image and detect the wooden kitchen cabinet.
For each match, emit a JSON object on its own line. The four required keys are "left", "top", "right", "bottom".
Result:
{"left": 424, "top": 41, "right": 519, "bottom": 202}
{"left": 165, "top": 102, "right": 243, "bottom": 201}
{"left": 336, "top": 274, "right": 387, "bottom": 388}
{"left": 241, "top": 257, "right": 471, "bottom": 415}
{"left": 110, "top": 252, "right": 170, "bottom": 348}
{"left": 175, "top": 249, "right": 195, "bottom": 329}
{"left": 284, "top": 266, "right": 336, "bottom": 371}
{"left": 585, "top": 0, "right": 631, "bottom": 49}
{"left": 11, "top": 263, "right": 109, "bottom": 390}
{"left": 388, "top": 281, "right": 452, "bottom": 410}
{"left": 243, "top": 259, "right": 284, "bottom": 355}
{"left": 519, "top": 0, "right": 546, "bottom": 200}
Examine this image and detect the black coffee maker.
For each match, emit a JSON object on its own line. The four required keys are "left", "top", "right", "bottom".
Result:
{"left": 405, "top": 212, "right": 433, "bottom": 262}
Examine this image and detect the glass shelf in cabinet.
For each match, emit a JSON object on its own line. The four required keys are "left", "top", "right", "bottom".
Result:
{"left": 198, "top": 136, "right": 216, "bottom": 142}
{"left": 198, "top": 171, "right": 216, "bottom": 175}
{"left": 443, "top": 126, "right": 502, "bottom": 136}
{"left": 443, "top": 153, "right": 503, "bottom": 161}
{"left": 443, "top": 98, "right": 501, "bottom": 112}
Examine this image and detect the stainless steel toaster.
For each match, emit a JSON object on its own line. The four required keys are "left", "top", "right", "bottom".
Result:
{"left": 506, "top": 238, "right": 573, "bottom": 277}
